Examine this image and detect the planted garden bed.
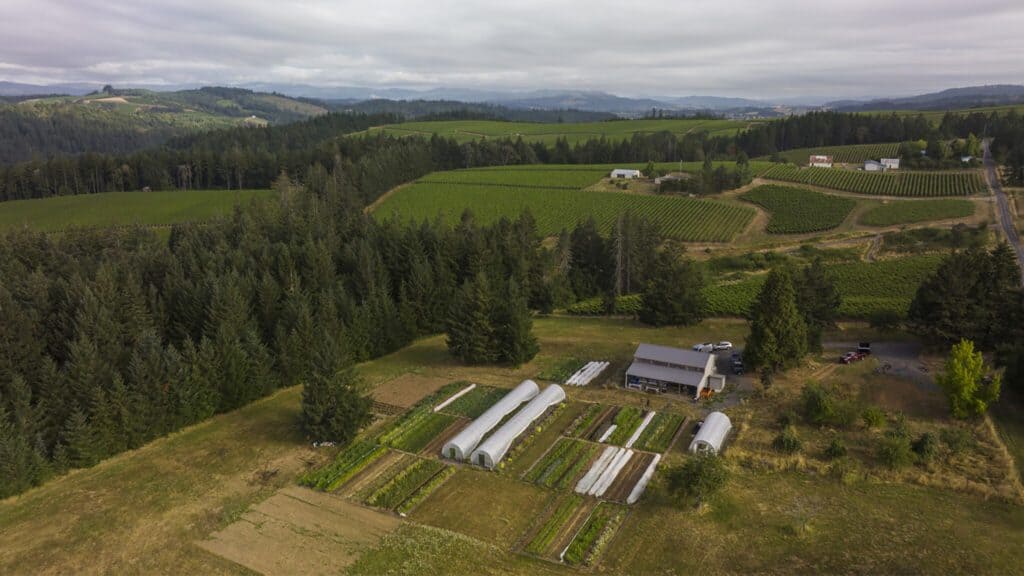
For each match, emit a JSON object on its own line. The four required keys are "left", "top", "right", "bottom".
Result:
{"left": 437, "top": 385, "right": 507, "bottom": 419}
{"left": 632, "top": 412, "right": 686, "bottom": 453}
{"left": 524, "top": 438, "right": 599, "bottom": 489}
{"left": 522, "top": 494, "right": 596, "bottom": 560}
{"left": 380, "top": 411, "right": 457, "bottom": 454}
{"left": 366, "top": 457, "right": 448, "bottom": 510}
{"left": 562, "top": 502, "right": 627, "bottom": 566}
{"left": 605, "top": 407, "right": 645, "bottom": 445}
{"left": 298, "top": 440, "right": 386, "bottom": 492}
{"left": 603, "top": 452, "right": 656, "bottom": 503}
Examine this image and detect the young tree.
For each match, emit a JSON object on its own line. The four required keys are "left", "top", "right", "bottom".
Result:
{"left": 667, "top": 453, "right": 729, "bottom": 507}
{"left": 301, "top": 368, "right": 372, "bottom": 443}
{"left": 744, "top": 267, "right": 808, "bottom": 372}
{"left": 936, "top": 339, "right": 1001, "bottom": 419}
{"left": 638, "top": 250, "right": 706, "bottom": 326}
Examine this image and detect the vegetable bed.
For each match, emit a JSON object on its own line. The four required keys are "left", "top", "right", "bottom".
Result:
{"left": 298, "top": 440, "right": 386, "bottom": 491}
{"left": 438, "top": 385, "right": 507, "bottom": 419}
{"left": 367, "top": 458, "right": 448, "bottom": 510}
{"left": 633, "top": 412, "right": 685, "bottom": 453}
{"left": 606, "top": 407, "right": 645, "bottom": 445}
{"left": 525, "top": 438, "right": 599, "bottom": 489}
{"left": 562, "top": 503, "right": 626, "bottom": 566}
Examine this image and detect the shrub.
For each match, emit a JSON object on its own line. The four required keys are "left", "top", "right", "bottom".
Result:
{"left": 912, "top": 432, "right": 939, "bottom": 462}
{"left": 862, "top": 406, "right": 886, "bottom": 429}
{"left": 877, "top": 435, "right": 913, "bottom": 469}
{"left": 823, "top": 437, "right": 848, "bottom": 460}
{"left": 888, "top": 412, "right": 910, "bottom": 439}
{"left": 939, "top": 427, "right": 974, "bottom": 454}
{"left": 800, "top": 383, "right": 835, "bottom": 426}
{"left": 773, "top": 425, "right": 802, "bottom": 454}
{"left": 667, "top": 453, "right": 729, "bottom": 505}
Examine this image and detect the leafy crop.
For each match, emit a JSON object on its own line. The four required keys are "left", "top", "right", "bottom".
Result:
{"left": 741, "top": 185, "right": 856, "bottom": 233}
{"left": 438, "top": 386, "right": 506, "bottom": 419}
{"left": 763, "top": 164, "right": 985, "bottom": 197}
{"left": 563, "top": 503, "right": 626, "bottom": 566}
{"left": 299, "top": 440, "right": 386, "bottom": 491}
{"left": 607, "top": 407, "right": 644, "bottom": 445}
{"left": 395, "top": 466, "right": 455, "bottom": 515}
{"left": 380, "top": 410, "right": 456, "bottom": 453}
{"left": 525, "top": 438, "right": 598, "bottom": 489}
{"left": 858, "top": 199, "right": 975, "bottom": 226}
{"left": 633, "top": 412, "right": 685, "bottom": 453}
{"left": 367, "top": 458, "right": 447, "bottom": 510}
{"left": 526, "top": 494, "right": 585, "bottom": 556}
{"left": 566, "top": 404, "right": 604, "bottom": 438}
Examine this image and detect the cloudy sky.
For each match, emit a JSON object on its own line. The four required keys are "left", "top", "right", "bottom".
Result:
{"left": 3, "top": 0, "right": 1024, "bottom": 101}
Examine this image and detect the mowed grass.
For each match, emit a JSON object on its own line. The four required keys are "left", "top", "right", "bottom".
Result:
{"left": 741, "top": 184, "right": 856, "bottom": 233}
{"left": 374, "top": 168, "right": 756, "bottom": 242}
{"left": 0, "top": 189, "right": 274, "bottom": 232}
{"left": 859, "top": 198, "right": 976, "bottom": 226}
{"left": 364, "top": 118, "right": 762, "bottom": 145}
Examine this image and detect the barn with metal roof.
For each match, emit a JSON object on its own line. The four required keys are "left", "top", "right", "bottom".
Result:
{"left": 624, "top": 343, "right": 724, "bottom": 399}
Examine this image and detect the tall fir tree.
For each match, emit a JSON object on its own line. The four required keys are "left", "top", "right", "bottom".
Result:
{"left": 745, "top": 267, "right": 809, "bottom": 373}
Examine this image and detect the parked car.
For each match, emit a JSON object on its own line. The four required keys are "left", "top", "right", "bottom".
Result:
{"left": 858, "top": 342, "right": 872, "bottom": 355}
{"left": 840, "top": 351, "right": 867, "bottom": 364}
{"left": 713, "top": 341, "right": 733, "bottom": 351}
{"left": 692, "top": 342, "right": 715, "bottom": 352}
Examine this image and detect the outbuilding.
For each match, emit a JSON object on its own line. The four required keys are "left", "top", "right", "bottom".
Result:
{"left": 625, "top": 343, "right": 725, "bottom": 399}
{"left": 610, "top": 168, "right": 642, "bottom": 179}
{"left": 808, "top": 155, "right": 833, "bottom": 168}
{"left": 864, "top": 159, "right": 885, "bottom": 172}
{"left": 688, "top": 411, "right": 732, "bottom": 455}
{"left": 442, "top": 379, "right": 538, "bottom": 461}
{"left": 470, "top": 384, "right": 565, "bottom": 469}
{"left": 881, "top": 158, "right": 901, "bottom": 170}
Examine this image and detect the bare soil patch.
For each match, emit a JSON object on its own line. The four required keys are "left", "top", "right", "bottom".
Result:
{"left": 604, "top": 452, "right": 656, "bottom": 503}
{"left": 370, "top": 374, "right": 450, "bottom": 409}
{"left": 196, "top": 486, "right": 400, "bottom": 576}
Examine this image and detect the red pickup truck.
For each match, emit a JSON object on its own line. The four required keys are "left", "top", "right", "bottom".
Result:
{"left": 840, "top": 351, "right": 867, "bottom": 364}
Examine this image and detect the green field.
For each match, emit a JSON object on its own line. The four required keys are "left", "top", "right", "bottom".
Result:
{"left": 762, "top": 164, "right": 986, "bottom": 197}
{"left": 859, "top": 199, "right": 976, "bottom": 226}
{"left": 0, "top": 189, "right": 274, "bottom": 232}
{"left": 374, "top": 169, "right": 756, "bottom": 242}
{"left": 772, "top": 143, "right": 901, "bottom": 165}
{"left": 703, "top": 254, "right": 945, "bottom": 318}
{"left": 363, "top": 118, "right": 763, "bottom": 145}
{"left": 741, "top": 185, "right": 857, "bottom": 233}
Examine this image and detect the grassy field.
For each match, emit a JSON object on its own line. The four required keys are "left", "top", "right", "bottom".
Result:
{"left": 772, "top": 143, "right": 901, "bottom": 165}
{"left": 373, "top": 168, "right": 756, "bottom": 242}
{"left": 857, "top": 104, "right": 1024, "bottom": 124}
{"left": 0, "top": 189, "right": 274, "bottom": 232}
{"left": 741, "top": 184, "right": 857, "bottom": 233}
{"left": 859, "top": 198, "right": 977, "bottom": 226}
{"left": 763, "top": 164, "right": 986, "bottom": 197}
{"left": 1, "top": 315, "right": 1021, "bottom": 575}
{"left": 363, "top": 118, "right": 763, "bottom": 145}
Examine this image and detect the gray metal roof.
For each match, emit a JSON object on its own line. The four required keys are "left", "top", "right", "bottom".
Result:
{"left": 633, "top": 343, "right": 711, "bottom": 369}
{"left": 625, "top": 360, "right": 705, "bottom": 387}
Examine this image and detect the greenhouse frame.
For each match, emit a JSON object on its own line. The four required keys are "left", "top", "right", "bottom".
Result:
{"left": 470, "top": 384, "right": 566, "bottom": 469}
{"left": 441, "top": 379, "right": 539, "bottom": 461}
{"left": 688, "top": 411, "right": 732, "bottom": 455}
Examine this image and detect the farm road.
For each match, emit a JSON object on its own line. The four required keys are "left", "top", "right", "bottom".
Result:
{"left": 984, "top": 139, "right": 1024, "bottom": 283}
{"left": 823, "top": 341, "right": 937, "bottom": 392}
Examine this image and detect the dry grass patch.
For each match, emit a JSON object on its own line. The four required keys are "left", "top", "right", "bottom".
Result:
{"left": 370, "top": 374, "right": 452, "bottom": 409}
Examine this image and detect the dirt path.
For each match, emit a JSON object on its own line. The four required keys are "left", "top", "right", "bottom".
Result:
{"left": 984, "top": 139, "right": 1024, "bottom": 283}
{"left": 604, "top": 452, "right": 655, "bottom": 502}
{"left": 545, "top": 498, "right": 598, "bottom": 558}
{"left": 364, "top": 182, "right": 413, "bottom": 214}
{"left": 865, "top": 233, "right": 882, "bottom": 262}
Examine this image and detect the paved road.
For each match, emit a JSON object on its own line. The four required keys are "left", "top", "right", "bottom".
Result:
{"left": 983, "top": 140, "right": 1024, "bottom": 283}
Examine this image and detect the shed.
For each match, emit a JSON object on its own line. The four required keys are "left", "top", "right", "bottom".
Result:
{"left": 688, "top": 411, "right": 732, "bottom": 455}
{"left": 864, "top": 159, "right": 885, "bottom": 172}
{"left": 470, "top": 384, "right": 565, "bottom": 469}
{"left": 881, "top": 158, "right": 900, "bottom": 169}
{"left": 441, "top": 379, "right": 538, "bottom": 461}
{"left": 808, "top": 155, "right": 833, "bottom": 168}
{"left": 625, "top": 343, "right": 724, "bottom": 399}
{"left": 610, "top": 168, "right": 642, "bottom": 179}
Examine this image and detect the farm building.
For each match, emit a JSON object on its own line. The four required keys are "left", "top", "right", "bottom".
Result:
{"left": 470, "top": 384, "right": 566, "bottom": 469}
{"left": 688, "top": 411, "right": 732, "bottom": 455}
{"left": 624, "top": 343, "right": 725, "bottom": 399}
{"left": 864, "top": 159, "right": 885, "bottom": 172}
{"left": 881, "top": 158, "right": 900, "bottom": 169}
{"left": 654, "top": 174, "right": 685, "bottom": 185}
{"left": 610, "top": 168, "right": 642, "bottom": 179}
{"left": 442, "top": 379, "right": 538, "bottom": 461}
{"left": 809, "top": 155, "right": 833, "bottom": 168}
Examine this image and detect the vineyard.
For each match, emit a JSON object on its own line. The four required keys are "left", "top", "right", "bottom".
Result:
{"left": 774, "top": 143, "right": 901, "bottom": 165}
{"left": 762, "top": 164, "right": 986, "bottom": 197}
{"left": 470, "top": 161, "right": 776, "bottom": 177}
{"left": 374, "top": 178, "right": 756, "bottom": 242}
{"left": 740, "top": 185, "right": 856, "bottom": 233}
{"left": 418, "top": 169, "right": 605, "bottom": 190}
{"left": 858, "top": 199, "right": 976, "bottom": 226}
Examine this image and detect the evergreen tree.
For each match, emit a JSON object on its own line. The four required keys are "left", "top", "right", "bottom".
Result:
{"left": 493, "top": 281, "right": 539, "bottom": 365}
{"left": 301, "top": 368, "right": 372, "bottom": 443}
{"left": 60, "top": 409, "right": 97, "bottom": 469}
{"left": 638, "top": 250, "right": 706, "bottom": 326}
{"left": 745, "top": 267, "right": 808, "bottom": 372}
{"left": 795, "top": 258, "right": 842, "bottom": 352}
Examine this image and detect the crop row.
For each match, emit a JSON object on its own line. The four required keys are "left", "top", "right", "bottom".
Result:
{"left": 395, "top": 466, "right": 456, "bottom": 515}
{"left": 776, "top": 143, "right": 901, "bottom": 165}
{"left": 606, "top": 407, "right": 645, "bottom": 445}
{"left": 473, "top": 161, "right": 776, "bottom": 176}
{"left": 418, "top": 169, "right": 604, "bottom": 190}
{"left": 298, "top": 440, "right": 386, "bottom": 491}
{"left": 373, "top": 182, "right": 756, "bottom": 242}
{"left": 563, "top": 503, "right": 626, "bottom": 566}
{"left": 366, "top": 457, "right": 447, "bottom": 510}
{"left": 741, "top": 185, "right": 856, "bottom": 233}
{"left": 763, "top": 164, "right": 985, "bottom": 197}
{"left": 566, "top": 404, "right": 606, "bottom": 438}
{"left": 526, "top": 494, "right": 586, "bottom": 556}
{"left": 438, "top": 385, "right": 507, "bottom": 419}
{"left": 858, "top": 199, "right": 976, "bottom": 226}
{"left": 381, "top": 410, "right": 457, "bottom": 453}
{"left": 526, "top": 438, "right": 598, "bottom": 489}
{"left": 633, "top": 412, "right": 685, "bottom": 453}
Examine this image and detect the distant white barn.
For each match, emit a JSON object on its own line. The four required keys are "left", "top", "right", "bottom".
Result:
{"left": 610, "top": 168, "right": 642, "bottom": 179}
{"left": 808, "top": 155, "right": 833, "bottom": 168}
{"left": 441, "top": 380, "right": 538, "bottom": 461}
{"left": 864, "top": 159, "right": 885, "bottom": 172}
{"left": 881, "top": 158, "right": 901, "bottom": 170}
{"left": 470, "top": 384, "right": 565, "bottom": 469}
{"left": 688, "top": 411, "right": 732, "bottom": 455}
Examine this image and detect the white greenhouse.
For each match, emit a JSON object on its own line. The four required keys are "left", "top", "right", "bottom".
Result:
{"left": 688, "top": 411, "right": 732, "bottom": 455}
{"left": 470, "top": 384, "right": 566, "bottom": 469}
{"left": 441, "top": 379, "right": 539, "bottom": 461}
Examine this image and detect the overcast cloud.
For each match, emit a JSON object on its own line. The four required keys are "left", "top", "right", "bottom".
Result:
{"left": 3, "top": 0, "right": 1023, "bottom": 100}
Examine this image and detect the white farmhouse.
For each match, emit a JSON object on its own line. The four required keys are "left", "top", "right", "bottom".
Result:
{"left": 881, "top": 158, "right": 900, "bottom": 170}
{"left": 610, "top": 168, "right": 642, "bottom": 179}
{"left": 864, "top": 159, "right": 885, "bottom": 172}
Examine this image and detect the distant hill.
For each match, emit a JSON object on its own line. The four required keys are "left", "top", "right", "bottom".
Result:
{"left": 0, "top": 86, "right": 328, "bottom": 164}
{"left": 340, "top": 99, "right": 616, "bottom": 122}
{"left": 830, "top": 84, "right": 1024, "bottom": 112}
